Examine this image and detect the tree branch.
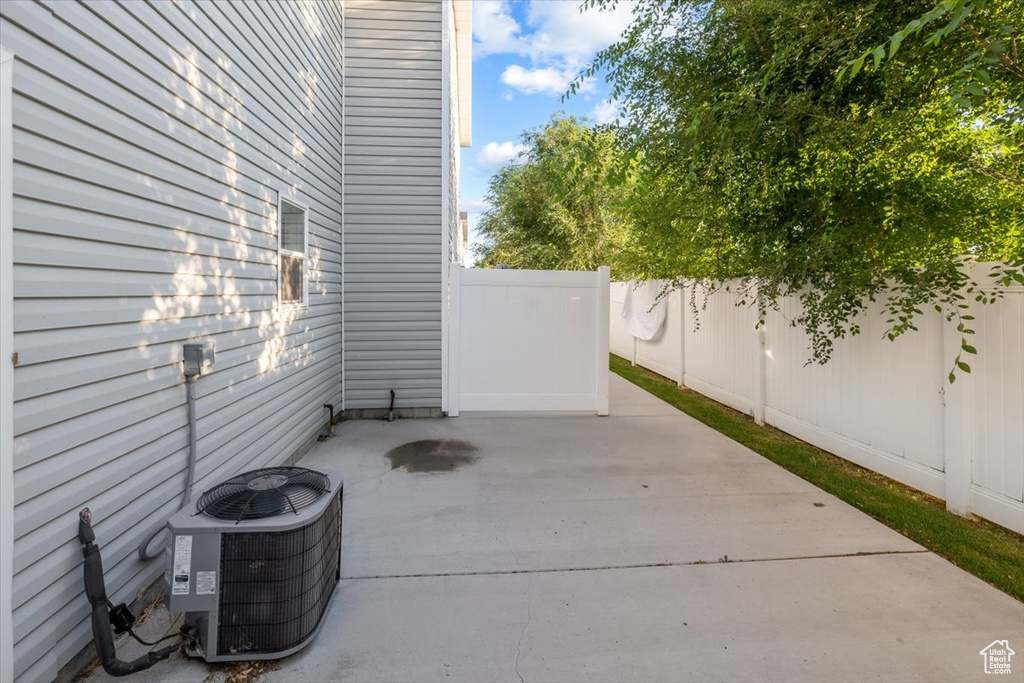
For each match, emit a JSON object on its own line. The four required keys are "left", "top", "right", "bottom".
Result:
{"left": 963, "top": 23, "right": 1024, "bottom": 81}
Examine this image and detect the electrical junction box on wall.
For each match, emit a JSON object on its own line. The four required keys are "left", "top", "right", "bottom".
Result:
{"left": 183, "top": 340, "right": 215, "bottom": 378}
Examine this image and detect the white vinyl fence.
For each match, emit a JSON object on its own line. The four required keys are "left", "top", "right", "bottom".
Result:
{"left": 450, "top": 266, "right": 609, "bottom": 415}
{"left": 612, "top": 273, "right": 1024, "bottom": 533}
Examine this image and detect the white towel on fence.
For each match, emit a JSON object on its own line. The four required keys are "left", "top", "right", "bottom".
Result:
{"left": 621, "top": 280, "right": 667, "bottom": 341}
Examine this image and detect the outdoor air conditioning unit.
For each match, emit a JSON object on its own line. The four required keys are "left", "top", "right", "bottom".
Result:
{"left": 165, "top": 466, "right": 343, "bottom": 662}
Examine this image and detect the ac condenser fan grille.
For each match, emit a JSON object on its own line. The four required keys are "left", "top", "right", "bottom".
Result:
{"left": 196, "top": 467, "right": 331, "bottom": 522}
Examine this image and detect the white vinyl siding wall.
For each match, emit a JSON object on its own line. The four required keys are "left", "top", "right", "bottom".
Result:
{"left": 0, "top": 1, "right": 344, "bottom": 679}
{"left": 343, "top": 0, "right": 444, "bottom": 411}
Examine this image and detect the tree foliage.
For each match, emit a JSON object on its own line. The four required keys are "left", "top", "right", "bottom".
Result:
{"left": 575, "top": 0, "right": 1024, "bottom": 374}
{"left": 844, "top": 0, "right": 1024, "bottom": 107}
{"left": 474, "top": 115, "right": 634, "bottom": 274}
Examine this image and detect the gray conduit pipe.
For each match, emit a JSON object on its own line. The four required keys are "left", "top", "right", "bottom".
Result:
{"left": 137, "top": 375, "right": 198, "bottom": 561}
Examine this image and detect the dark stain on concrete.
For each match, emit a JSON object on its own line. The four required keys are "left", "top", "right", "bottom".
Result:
{"left": 385, "top": 439, "right": 480, "bottom": 473}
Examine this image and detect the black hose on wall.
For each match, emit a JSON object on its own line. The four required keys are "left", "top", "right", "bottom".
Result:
{"left": 79, "top": 508, "right": 179, "bottom": 676}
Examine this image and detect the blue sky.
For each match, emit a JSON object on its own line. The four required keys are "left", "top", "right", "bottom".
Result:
{"left": 460, "top": 1, "right": 635, "bottom": 256}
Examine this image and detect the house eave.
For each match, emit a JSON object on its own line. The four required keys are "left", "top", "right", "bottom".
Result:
{"left": 454, "top": 0, "right": 472, "bottom": 147}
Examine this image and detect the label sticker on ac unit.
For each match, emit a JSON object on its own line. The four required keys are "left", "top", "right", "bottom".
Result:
{"left": 172, "top": 535, "right": 193, "bottom": 596}
{"left": 196, "top": 571, "right": 216, "bottom": 595}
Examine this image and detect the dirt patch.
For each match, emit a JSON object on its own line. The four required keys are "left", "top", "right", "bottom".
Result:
{"left": 385, "top": 439, "right": 480, "bottom": 472}
{"left": 204, "top": 659, "right": 280, "bottom": 683}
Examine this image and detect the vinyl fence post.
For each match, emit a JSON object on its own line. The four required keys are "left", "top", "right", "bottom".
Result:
{"left": 597, "top": 266, "right": 610, "bottom": 416}
{"left": 677, "top": 282, "right": 686, "bottom": 387}
{"left": 629, "top": 279, "right": 637, "bottom": 366}
{"left": 752, "top": 327, "right": 766, "bottom": 425}
{"left": 448, "top": 264, "right": 461, "bottom": 417}
{"left": 750, "top": 285, "right": 767, "bottom": 425}
{"left": 942, "top": 308, "right": 973, "bottom": 516}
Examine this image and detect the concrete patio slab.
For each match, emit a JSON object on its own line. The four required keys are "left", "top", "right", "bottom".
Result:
{"left": 275, "top": 552, "right": 1021, "bottom": 683}
{"left": 301, "top": 376, "right": 921, "bottom": 579}
{"left": 87, "top": 373, "right": 1023, "bottom": 683}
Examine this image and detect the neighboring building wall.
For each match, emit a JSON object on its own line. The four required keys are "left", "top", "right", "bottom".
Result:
{"left": 458, "top": 211, "right": 469, "bottom": 264}
{"left": 446, "top": 2, "right": 461, "bottom": 266}
{"left": 0, "top": 1, "right": 344, "bottom": 679}
{"left": 342, "top": 0, "right": 445, "bottom": 411}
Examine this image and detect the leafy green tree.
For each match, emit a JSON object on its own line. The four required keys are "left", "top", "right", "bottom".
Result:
{"left": 845, "top": 0, "right": 1023, "bottom": 111}
{"left": 577, "top": 0, "right": 1023, "bottom": 376}
{"left": 474, "top": 115, "right": 634, "bottom": 275}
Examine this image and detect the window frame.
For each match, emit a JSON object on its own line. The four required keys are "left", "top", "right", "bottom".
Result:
{"left": 277, "top": 195, "right": 309, "bottom": 309}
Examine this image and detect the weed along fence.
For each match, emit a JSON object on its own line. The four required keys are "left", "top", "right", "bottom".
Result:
{"left": 611, "top": 275, "right": 1024, "bottom": 533}
{"left": 449, "top": 266, "right": 610, "bottom": 415}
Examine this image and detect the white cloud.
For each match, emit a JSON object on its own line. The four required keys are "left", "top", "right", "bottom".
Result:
{"left": 500, "top": 65, "right": 572, "bottom": 97}
{"left": 522, "top": 1, "right": 635, "bottom": 67}
{"left": 500, "top": 65, "right": 597, "bottom": 98}
{"left": 475, "top": 141, "right": 528, "bottom": 172}
{"left": 501, "top": 90, "right": 514, "bottom": 102}
{"left": 474, "top": 0, "right": 636, "bottom": 97}
{"left": 590, "top": 99, "right": 620, "bottom": 125}
{"left": 462, "top": 198, "right": 491, "bottom": 214}
{"left": 475, "top": 1, "right": 635, "bottom": 65}
{"left": 473, "top": 1, "right": 525, "bottom": 58}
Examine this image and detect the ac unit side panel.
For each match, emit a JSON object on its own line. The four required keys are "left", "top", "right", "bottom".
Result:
{"left": 164, "top": 530, "right": 221, "bottom": 614}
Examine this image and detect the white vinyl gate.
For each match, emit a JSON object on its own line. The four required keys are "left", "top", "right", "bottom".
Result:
{"left": 447, "top": 266, "right": 609, "bottom": 416}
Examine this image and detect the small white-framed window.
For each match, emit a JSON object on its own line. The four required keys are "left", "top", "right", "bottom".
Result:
{"left": 277, "top": 196, "right": 308, "bottom": 308}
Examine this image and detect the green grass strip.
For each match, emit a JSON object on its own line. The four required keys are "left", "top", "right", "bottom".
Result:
{"left": 610, "top": 354, "right": 1024, "bottom": 602}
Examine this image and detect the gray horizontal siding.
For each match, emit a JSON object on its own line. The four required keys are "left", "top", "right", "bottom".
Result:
{"left": 343, "top": 0, "right": 443, "bottom": 410}
{"left": 1, "top": 0, "right": 343, "bottom": 679}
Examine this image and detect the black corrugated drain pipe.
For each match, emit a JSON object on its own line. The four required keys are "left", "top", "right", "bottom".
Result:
{"left": 78, "top": 508, "right": 180, "bottom": 676}
{"left": 385, "top": 389, "right": 397, "bottom": 422}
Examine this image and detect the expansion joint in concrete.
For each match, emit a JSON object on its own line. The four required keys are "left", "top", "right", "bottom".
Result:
{"left": 342, "top": 549, "right": 931, "bottom": 582}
